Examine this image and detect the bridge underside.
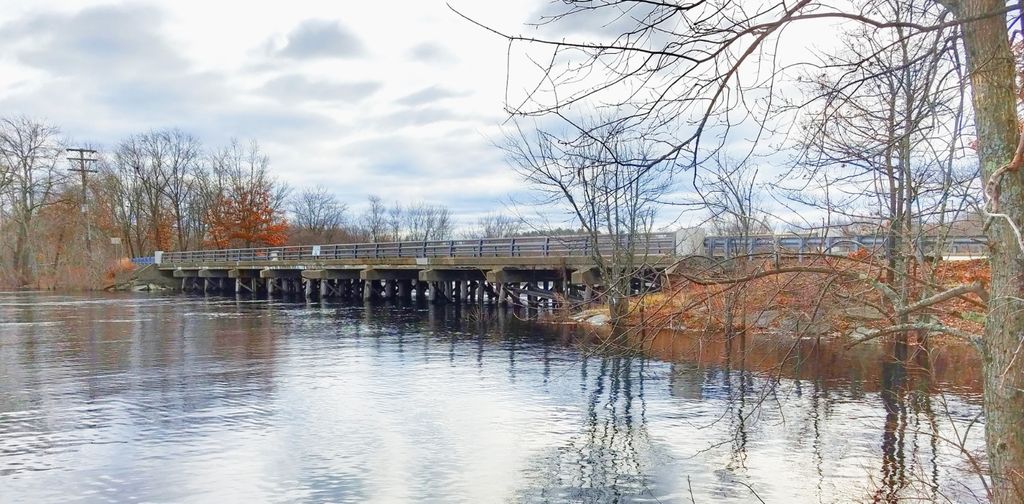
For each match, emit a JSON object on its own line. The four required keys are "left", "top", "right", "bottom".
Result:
{"left": 160, "top": 255, "right": 675, "bottom": 305}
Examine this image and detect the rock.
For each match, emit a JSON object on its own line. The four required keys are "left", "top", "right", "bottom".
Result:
{"left": 778, "top": 316, "right": 831, "bottom": 335}
{"left": 127, "top": 282, "right": 169, "bottom": 292}
{"left": 570, "top": 309, "right": 610, "bottom": 326}
{"left": 849, "top": 326, "right": 875, "bottom": 338}
{"left": 746, "top": 310, "right": 779, "bottom": 328}
{"left": 843, "top": 306, "right": 885, "bottom": 320}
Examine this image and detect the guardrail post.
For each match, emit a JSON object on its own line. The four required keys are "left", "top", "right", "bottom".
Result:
{"left": 477, "top": 239, "right": 483, "bottom": 257}
{"left": 544, "top": 236, "right": 550, "bottom": 256}
{"left": 509, "top": 238, "right": 515, "bottom": 256}
{"left": 448, "top": 241, "right": 454, "bottom": 257}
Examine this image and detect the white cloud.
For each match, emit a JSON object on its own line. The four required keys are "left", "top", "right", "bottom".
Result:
{"left": 273, "top": 19, "right": 366, "bottom": 60}
{"left": 0, "top": 0, "right": 547, "bottom": 225}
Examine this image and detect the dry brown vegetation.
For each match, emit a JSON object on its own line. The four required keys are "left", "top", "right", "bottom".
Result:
{"left": 628, "top": 256, "right": 989, "bottom": 344}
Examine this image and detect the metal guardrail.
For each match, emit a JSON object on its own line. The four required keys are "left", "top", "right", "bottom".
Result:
{"left": 158, "top": 233, "right": 680, "bottom": 264}
{"left": 133, "top": 233, "right": 989, "bottom": 265}
{"left": 704, "top": 234, "right": 988, "bottom": 258}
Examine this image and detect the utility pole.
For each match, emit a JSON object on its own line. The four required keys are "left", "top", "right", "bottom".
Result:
{"left": 67, "top": 148, "right": 98, "bottom": 255}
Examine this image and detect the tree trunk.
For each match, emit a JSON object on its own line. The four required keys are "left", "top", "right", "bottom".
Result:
{"left": 14, "top": 218, "right": 31, "bottom": 286}
{"left": 956, "top": 0, "right": 1024, "bottom": 500}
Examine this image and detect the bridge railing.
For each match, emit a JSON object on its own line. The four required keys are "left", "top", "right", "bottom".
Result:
{"left": 141, "top": 232, "right": 989, "bottom": 265}
{"left": 704, "top": 234, "right": 988, "bottom": 258}
{"left": 158, "top": 232, "right": 680, "bottom": 264}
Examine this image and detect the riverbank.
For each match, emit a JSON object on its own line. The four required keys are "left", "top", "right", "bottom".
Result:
{"left": 571, "top": 258, "right": 988, "bottom": 345}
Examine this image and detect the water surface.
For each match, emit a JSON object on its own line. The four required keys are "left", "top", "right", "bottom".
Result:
{"left": 0, "top": 293, "right": 987, "bottom": 503}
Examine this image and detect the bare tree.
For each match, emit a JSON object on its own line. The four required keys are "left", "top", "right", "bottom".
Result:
{"left": 150, "top": 129, "right": 203, "bottom": 251}
{"left": 402, "top": 202, "right": 453, "bottom": 240}
{"left": 465, "top": 213, "right": 523, "bottom": 238}
{"left": 464, "top": 0, "right": 1024, "bottom": 497}
{"left": 505, "top": 118, "right": 675, "bottom": 320}
{"left": 786, "top": 0, "right": 975, "bottom": 286}
{"left": 387, "top": 202, "right": 403, "bottom": 241}
{"left": 0, "top": 116, "right": 64, "bottom": 285}
{"left": 702, "top": 156, "right": 771, "bottom": 239}
{"left": 96, "top": 156, "right": 148, "bottom": 257}
{"left": 289, "top": 187, "right": 348, "bottom": 243}
{"left": 361, "top": 195, "right": 388, "bottom": 242}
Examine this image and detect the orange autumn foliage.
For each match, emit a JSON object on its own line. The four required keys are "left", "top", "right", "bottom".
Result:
{"left": 148, "top": 210, "right": 174, "bottom": 252}
{"left": 205, "top": 186, "right": 288, "bottom": 249}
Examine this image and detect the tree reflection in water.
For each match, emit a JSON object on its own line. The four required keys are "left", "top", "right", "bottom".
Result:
{"left": 0, "top": 294, "right": 989, "bottom": 503}
{"left": 512, "top": 357, "right": 668, "bottom": 503}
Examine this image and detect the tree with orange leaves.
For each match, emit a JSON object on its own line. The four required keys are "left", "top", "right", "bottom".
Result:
{"left": 204, "top": 139, "right": 288, "bottom": 248}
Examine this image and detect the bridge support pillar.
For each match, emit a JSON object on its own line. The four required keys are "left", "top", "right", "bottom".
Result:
{"left": 385, "top": 280, "right": 397, "bottom": 299}
{"left": 304, "top": 279, "right": 313, "bottom": 299}
{"left": 267, "top": 278, "right": 275, "bottom": 297}
{"left": 497, "top": 283, "right": 508, "bottom": 305}
{"left": 397, "top": 280, "right": 410, "bottom": 300}
{"left": 476, "top": 281, "right": 485, "bottom": 303}
{"left": 363, "top": 280, "right": 374, "bottom": 301}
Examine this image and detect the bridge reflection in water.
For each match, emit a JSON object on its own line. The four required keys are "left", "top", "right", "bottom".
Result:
{"left": 0, "top": 293, "right": 987, "bottom": 503}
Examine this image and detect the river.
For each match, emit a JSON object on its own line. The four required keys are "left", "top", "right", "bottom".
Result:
{"left": 0, "top": 292, "right": 988, "bottom": 503}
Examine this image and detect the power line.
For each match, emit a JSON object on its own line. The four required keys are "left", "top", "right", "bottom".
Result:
{"left": 67, "top": 148, "right": 98, "bottom": 255}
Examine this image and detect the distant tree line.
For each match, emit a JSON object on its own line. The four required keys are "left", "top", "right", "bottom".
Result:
{"left": 0, "top": 116, "right": 542, "bottom": 288}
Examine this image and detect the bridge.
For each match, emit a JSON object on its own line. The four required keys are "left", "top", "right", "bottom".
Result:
{"left": 138, "top": 231, "right": 987, "bottom": 304}
{"left": 142, "top": 232, "right": 692, "bottom": 305}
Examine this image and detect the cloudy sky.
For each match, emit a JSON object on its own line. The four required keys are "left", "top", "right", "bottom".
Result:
{"left": 0, "top": 0, "right": 564, "bottom": 223}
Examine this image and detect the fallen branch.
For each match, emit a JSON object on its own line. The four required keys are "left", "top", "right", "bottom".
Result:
{"left": 846, "top": 322, "right": 982, "bottom": 349}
